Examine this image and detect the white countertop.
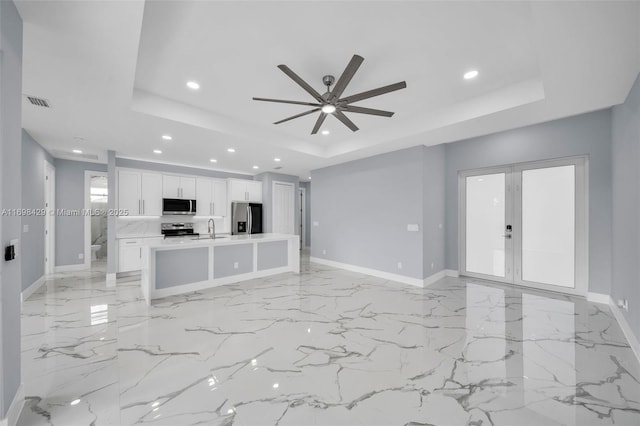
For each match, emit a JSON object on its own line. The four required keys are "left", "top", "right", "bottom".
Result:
{"left": 116, "top": 234, "right": 164, "bottom": 239}
{"left": 144, "top": 233, "right": 298, "bottom": 249}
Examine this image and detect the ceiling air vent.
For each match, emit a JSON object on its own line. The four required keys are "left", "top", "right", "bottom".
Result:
{"left": 25, "top": 95, "right": 51, "bottom": 108}
{"left": 274, "top": 166, "right": 282, "bottom": 170}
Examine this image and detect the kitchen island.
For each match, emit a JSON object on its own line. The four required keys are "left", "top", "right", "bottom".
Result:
{"left": 140, "top": 233, "right": 300, "bottom": 304}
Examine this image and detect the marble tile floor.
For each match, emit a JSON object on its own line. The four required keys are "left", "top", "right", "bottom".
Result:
{"left": 17, "top": 256, "right": 640, "bottom": 426}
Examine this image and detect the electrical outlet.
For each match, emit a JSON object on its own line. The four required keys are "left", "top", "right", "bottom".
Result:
{"left": 313, "top": 221, "right": 319, "bottom": 227}
{"left": 322, "top": 249, "right": 326, "bottom": 255}
{"left": 233, "top": 262, "right": 239, "bottom": 269}
{"left": 407, "top": 224, "right": 419, "bottom": 232}
{"left": 618, "top": 299, "right": 629, "bottom": 312}
{"left": 431, "top": 262, "right": 434, "bottom": 270}
{"left": 438, "top": 223, "right": 443, "bottom": 229}
{"left": 397, "top": 262, "right": 402, "bottom": 270}
{"left": 78, "top": 253, "right": 84, "bottom": 260}
{"left": 23, "top": 225, "right": 29, "bottom": 233}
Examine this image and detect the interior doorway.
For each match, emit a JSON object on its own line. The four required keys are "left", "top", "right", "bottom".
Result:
{"left": 84, "top": 171, "right": 108, "bottom": 271}
{"left": 44, "top": 160, "right": 55, "bottom": 274}
{"left": 459, "top": 156, "right": 588, "bottom": 296}
{"left": 272, "top": 181, "right": 295, "bottom": 235}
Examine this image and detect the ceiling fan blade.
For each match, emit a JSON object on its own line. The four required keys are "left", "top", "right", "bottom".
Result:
{"left": 329, "top": 54, "right": 364, "bottom": 102}
{"left": 277, "top": 64, "right": 324, "bottom": 103}
{"left": 253, "top": 97, "right": 321, "bottom": 107}
{"left": 340, "top": 81, "right": 407, "bottom": 104}
{"left": 343, "top": 105, "right": 394, "bottom": 117}
{"left": 273, "top": 108, "right": 321, "bottom": 125}
{"left": 311, "top": 113, "right": 327, "bottom": 135}
{"left": 333, "top": 110, "right": 359, "bottom": 132}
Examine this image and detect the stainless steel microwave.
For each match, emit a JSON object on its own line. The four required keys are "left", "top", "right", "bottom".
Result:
{"left": 162, "top": 198, "right": 196, "bottom": 215}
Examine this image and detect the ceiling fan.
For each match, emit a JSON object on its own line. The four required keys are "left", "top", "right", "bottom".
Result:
{"left": 253, "top": 54, "right": 407, "bottom": 134}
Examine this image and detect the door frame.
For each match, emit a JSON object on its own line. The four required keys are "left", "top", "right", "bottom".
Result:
{"left": 84, "top": 171, "right": 108, "bottom": 269}
{"left": 458, "top": 156, "right": 589, "bottom": 296}
{"left": 299, "top": 187, "right": 306, "bottom": 247}
{"left": 44, "top": 160, "right": 56, "bottom": 274}
{"left": 272, "top": 181, "right": 296, "bottom": 235}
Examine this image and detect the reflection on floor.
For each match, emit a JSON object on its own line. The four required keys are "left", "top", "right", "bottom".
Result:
{"left": 18, "top": 255, "right": 640, "bottom": 425}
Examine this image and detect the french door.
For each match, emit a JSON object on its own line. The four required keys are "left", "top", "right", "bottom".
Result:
{"left": 459, "top": 157, "right": 588, "bottom": 296}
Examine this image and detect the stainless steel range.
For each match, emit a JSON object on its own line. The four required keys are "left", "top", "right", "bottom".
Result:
{"left": 161, "top": 223, "right": 199, "bottom": 238}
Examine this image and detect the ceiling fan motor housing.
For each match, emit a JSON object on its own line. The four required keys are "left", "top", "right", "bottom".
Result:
{"left": 322, "top": 75, "right": 335, "bottom": 88}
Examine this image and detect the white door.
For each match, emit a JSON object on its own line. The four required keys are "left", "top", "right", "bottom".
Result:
{"left": 118, "top": 170, "right": 141, "bottom": 215}
{"left": 460, "top": 157, "right": 587, "bottom": 295}
{"left": 272, "top": 181, "right": 295, "bottom": 235}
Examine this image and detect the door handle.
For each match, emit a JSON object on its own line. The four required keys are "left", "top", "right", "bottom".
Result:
{"left": 503, "top": 234, "right": 512, "bottom": 239}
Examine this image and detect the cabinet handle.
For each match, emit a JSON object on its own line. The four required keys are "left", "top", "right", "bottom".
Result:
{"left": 139, "top": 247, "right": 141, "bottom": 258}
{"left": 142, "top": 200, "right": 145, "bottom": 215}
{"left": 139, "top": 199, "right": 142, "bottom": 214}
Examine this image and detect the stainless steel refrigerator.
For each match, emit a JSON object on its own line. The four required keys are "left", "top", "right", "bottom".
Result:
{"left": 231, "top": 202, "right": 263, "bottom": 235}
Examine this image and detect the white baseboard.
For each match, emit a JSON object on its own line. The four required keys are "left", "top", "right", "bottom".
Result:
{"left": 423, "top": 270, "right": 446, "bottom": 287}
{"left": 311, "top": 257, "right": 424, "bottom": 287}
{"left": 445, "top": 269, "right": 459, "bottom": 278}
{"left": 587, "top": 292, "right": 611, "bottom": 305}
{"left": 54, "top": 263, "right": 86, "bottom": 273}
{"left": 609, "top": 299, "right": 640, "bottom": 365}
{"left": 21, "top": 275, "right": 46, "bottom": 303}
{"left": 0, "top": 383, "right": 24, "bottom": 426}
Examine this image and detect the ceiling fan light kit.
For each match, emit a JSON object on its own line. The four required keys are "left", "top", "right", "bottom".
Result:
{"left": 253, "top": 54, "right": 407, "bottom": 134}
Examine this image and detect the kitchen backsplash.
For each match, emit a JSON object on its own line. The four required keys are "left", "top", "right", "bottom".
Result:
{"left": 116, "top": 216, "right": 229, "bottom": 237}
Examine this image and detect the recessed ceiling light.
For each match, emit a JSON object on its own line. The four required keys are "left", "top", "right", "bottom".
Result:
{"left": 162, "top": 135, "right": 172, "bottom": 140}
{"left": 253, "top": 165, "right": 259, "bottom": 169}
{"left": 72, "top": 149, "right": 82, "bottom": 154}
{"left": 227, "top": 148, "right": 235, "bottom": 153}
{"left": 70, "top": 399, "right": 81, "bottom": 406}
{"left": 321, "top": 130, "right": 330, "bottom": 135}
{"left": 209, "top": 158, "right": 217, "bottom": 163}
{"left": 308, "top": 176, "right": 311, "bottom": 180}
{"left": 153, "top": 149, "right": 162, "bottom": 154}
{"left": 321, "top": 105, "right": 336, "bottom": 114}
{"left": 464, "top": 70, "right": 479, "bottom": 80}
{"left": 186, "top": 81, "right": 200, "bottom": 90}
{"left": 274, "top": 158, "right": 281, "bottom": 162}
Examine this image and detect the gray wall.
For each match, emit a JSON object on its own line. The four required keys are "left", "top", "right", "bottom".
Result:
{"left": 0, "top": 0, "right": 22, "bottom": 416}
{"left": 255, "top": 172, "right": 300, "bottom": 235}
{"left": 311, "top": 146, "right": 427, "bottom": 279}
{"left": 612, "top": 72, "right": 640, "bottom": 340}
{"left": 423, "top": 145, "right": 446, "bottom": 276}
{"left": 300, "top": 181, "right": 311, "bottom": 247}
{"left": 54, "top": 159, "right": 107, "bottom": 266}
{"left": 116, "top": 158, "right": 251, "bottom": 180}
{"left": 21, "top": 130, "right": 54, "bottom": 290}
{"left": 444, "top": 109, "right": 613, "bottom": 294}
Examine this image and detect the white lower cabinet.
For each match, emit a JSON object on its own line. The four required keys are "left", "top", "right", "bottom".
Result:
{"left": 118, "top": 238, "right": 142, "bottom": 272}
{"left": 118, "top": 237, "right": 163, "bottom": 272}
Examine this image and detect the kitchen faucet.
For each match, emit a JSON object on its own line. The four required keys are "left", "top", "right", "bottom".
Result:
{"left": 208, "top": 218, "right": 215, "bottom": 238}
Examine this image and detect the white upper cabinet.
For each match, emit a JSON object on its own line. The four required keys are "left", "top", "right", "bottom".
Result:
{"left": 162, "top": 175, "right": 196, "bottom": 199}
{"left": 229, "top": 179, "right": 262, "bottom": 202}
{"left": 196, "top": 178, "right": 228, "bottom": 216}
{"left": 118, "top": 170, "right": 162, "bottom": 216}
{"left": 213, "top": 180, "right": 228, "bottom": 216}
{"left": 141, "top": 173, "right": 162, "bottom": 216}
{"left": 118, "top": 170, "right": 141, "bottom": 215}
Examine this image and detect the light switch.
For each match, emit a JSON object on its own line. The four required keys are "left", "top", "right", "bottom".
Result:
{"left": 313, "top": 221, "right": 319, "bottom": 227}
{"left": 23, "top": 225, "right": 29, "bottom": 233}
{"left": 407, "top": 224, "right": 419, "bottom": 232}
{"left": 233, "top": 262, "right": 239, "bottom": 269}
